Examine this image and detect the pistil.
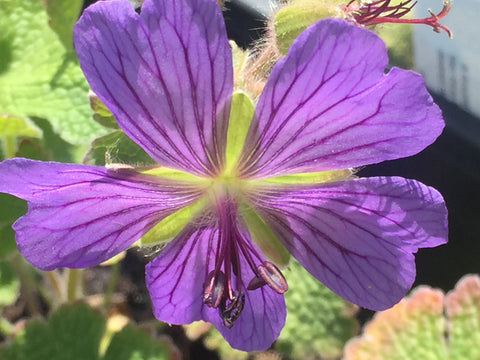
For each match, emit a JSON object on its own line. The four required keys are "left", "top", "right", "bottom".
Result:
{"left": 345, "top": 0, "right": 452, "bottom": 38}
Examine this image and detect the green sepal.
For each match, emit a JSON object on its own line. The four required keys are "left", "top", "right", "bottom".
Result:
{"left": 259, "top": 169, "right": 353, "bottom": 184}
{"left": 85, "top": 130, "right": 155, "bottom": 166}
{"left": 92, "top": 114, "right": 120, "bottom": 130}
{"left": 240, "top": 204, "right": 290, "bottom": 268}
{"left": 274, "top": 0, "right": 339, "bottom": 54}
{"left": 140, "top": 166, "right": 205, "bottom": 182}
{"left": 225, "top": 91, "right": 254, "bottom": 174}
{"left": 140, "top": 198, "right": 206, "bottom": 246}
{"left": 89, "top": 93, "right": 119, "bottom": 130}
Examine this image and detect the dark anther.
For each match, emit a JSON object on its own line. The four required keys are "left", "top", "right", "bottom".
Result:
{"left": 257, "top": 261, "right": 288, "bottom": 294}
{"left": 247, "top": 274, "right": 266, "bottom": 290}
{"left": 219, "top": 291, "right": 245, "bottom": 328}
{"left": 203, "top": 270, "right": 226, "bottom": 308}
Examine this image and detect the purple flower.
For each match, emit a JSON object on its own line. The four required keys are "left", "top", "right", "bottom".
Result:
{"left": 0, "top": 0, "right": 447, "bottom": 351}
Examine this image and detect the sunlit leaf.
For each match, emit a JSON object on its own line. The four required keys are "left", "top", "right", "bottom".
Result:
{"left": 344, "top": 274, "right": 480, "bottom": 360}
{"left": 41, "top": 0, "right": 83, "bottom": 50}
{"left": 0, "top": 0, "right": 106, "bottom": 145}
{"left": 276, "top": 260, "right": 359, "bottom": 360}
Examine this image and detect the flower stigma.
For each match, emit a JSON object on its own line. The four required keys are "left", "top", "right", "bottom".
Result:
{"left": 343, "top": 0, "right": 452, "bottom": 37}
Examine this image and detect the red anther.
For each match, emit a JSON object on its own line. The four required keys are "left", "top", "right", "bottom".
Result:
{"left": 257, "top": 261, "right": 288, "bottom": 294}
{"left": 203, "top": 270, "right": 226, "bottom": 308}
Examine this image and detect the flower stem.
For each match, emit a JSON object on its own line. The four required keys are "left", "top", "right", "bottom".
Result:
{"left": 10, "top": 255, "right": 41, "bottom": 316}
{"left": 45, "top": 270, "right": 64, "bottom": 300}
{"left": 66, "top": 268, "right": 82, "bottom": 302}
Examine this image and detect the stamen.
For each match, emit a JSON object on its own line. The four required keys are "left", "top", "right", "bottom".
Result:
{"left": 219, "top": 291, "right": 246, "bottom": 328}
{"left": 203, "top": 270, "right": 226, "bottom": 308}
{"left": 247, "top": 275, "right": 267, "bottom": 291}
{"left": 347, "top": 0, "right": 452, "bottom": 38}
{"left": 257, "top": 261, "right": 288, "bottom": 294}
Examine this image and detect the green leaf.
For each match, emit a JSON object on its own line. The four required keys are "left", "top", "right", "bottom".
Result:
{"left": 0, "top": 260, "right": 20, "bottom": 307}
{"left": 103, "top": 324, "right": 176, "bottom": 360}
{"left": 0, "top": 115, "right": 42, "bottom": 138}
{"left": 0, "top": 114, "right": 42, "bottom": 159}
{"left": 41, "top": 0, "right": 83, "bottom": 50}
{"left": 446, "top": 275, "right": 480, "bottom": 360}
{"left": 0, "top": 0, "right": 106, "bottom": 145}
{"left": 0, "top": 303, "right": 179, "bottom": 360}
{"left": 225, "top": 91, "right": 254, "bottom": 174}
{"left": 0, "top": 303, "right": 105, "bottom": 360}
{"left": 276, "top": 260, "right": 359, "bottom": 360}
{"left": 344, "top": 275, "right": 480, "bottom": 360}
{"left": 0, "top": 193, "right": 27, "bottom": 257}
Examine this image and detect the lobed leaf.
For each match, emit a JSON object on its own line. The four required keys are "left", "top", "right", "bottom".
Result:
{"left": 0, "top": 303, "right": 179, "bottom": 360}
{"left": 344, "top": 274, "right": 480, "bottom": 360}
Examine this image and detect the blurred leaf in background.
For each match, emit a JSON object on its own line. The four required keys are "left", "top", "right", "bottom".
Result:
{"left": 0, "top": 303, "right": 180, "bottom": 360}
{"left": 0, "top": 260, "right": 20, "bottom": 307}
{"left": 344, "top": 274, "right": 480, "bottom": 360}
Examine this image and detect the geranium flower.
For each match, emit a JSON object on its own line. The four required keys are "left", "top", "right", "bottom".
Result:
{"left": 0, "top": 0, "right": 447, "bottom": 351}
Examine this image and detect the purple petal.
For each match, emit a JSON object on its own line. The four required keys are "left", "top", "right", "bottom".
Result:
{"left": 74, "top": 0, "right": 232, "bottom": 175}
{"left": 0, "top": 158, "right": 201, "bottom": 270}
{"left": 238, "top": 18, "right": 443, "bottom": 178}
{"left": 146, "top": 225, "right": 286, "bottom": 351}
{"left": 251, "top": 177, "right": 447, "bottom": 310}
